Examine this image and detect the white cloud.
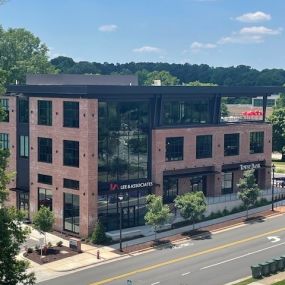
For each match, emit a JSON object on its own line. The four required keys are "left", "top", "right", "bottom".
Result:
{"left": 236, "top": 11, "right": 271, "bottom": 23}
{"left": 133, "top": 46, "right": 162, "bottom": 53}
{"left": 98, "top": 24, "right": 118, "bottom": 32}
{"left": 190, "top": 41, "right": 217, "bottom": 51}
{"left": 218, "top": 26, "right": 282, "bottom": 45}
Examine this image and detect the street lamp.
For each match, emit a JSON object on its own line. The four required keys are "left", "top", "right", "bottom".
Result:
{"left": 118, "top": 194, "right": 124, "bottom": 252}
{"left": 272, "top": 164, "right": 276, "bottom": 211}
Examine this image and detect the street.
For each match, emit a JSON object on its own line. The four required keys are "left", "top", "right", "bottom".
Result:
{"left": 38, "top": 213, "right": 285, "bottom": 285}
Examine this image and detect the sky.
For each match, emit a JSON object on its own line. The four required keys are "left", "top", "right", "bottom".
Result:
{"left": 0, "top": 0, "right": 284, "bottom": 70}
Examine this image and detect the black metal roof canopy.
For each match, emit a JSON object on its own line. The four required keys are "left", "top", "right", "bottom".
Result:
{"left": 6, "top": 85, "right": 285, "bottom": 99}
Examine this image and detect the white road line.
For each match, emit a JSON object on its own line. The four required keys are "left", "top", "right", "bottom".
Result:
{"left": 181, "top": 272, "right": 191, "bottom": 276}
{"left": 200, "top": 241, "right": 285, "bottom": 270}
{"left": 151, "top": 282, "right": 160, "bottom": 285}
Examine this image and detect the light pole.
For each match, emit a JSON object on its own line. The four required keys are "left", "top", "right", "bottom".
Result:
{"left": 272, "top": 164, "right": 276, "bottom": 211}
{"left": 118, "top": 194, "right": 123, "bottom": 252}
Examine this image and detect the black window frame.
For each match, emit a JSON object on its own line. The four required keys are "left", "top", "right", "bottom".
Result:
{"left": 38, "top": 100, "right": 52, "bottom": 126}
{"left": 38, "top": 137, "right": 53, "bottom": 163}
{"left": 163, "top": 176, "right": 178, "bottom": 203}
{"left": 63, "top": 101, "right": 79, "bottom": 128}
{"left": 224, "top": 133, "right": 240, "bottom": 156}
{"left": 0, "top": 98, "right": 9, "bottom": 122}
{"left": 19, "top": 135, "right": 29, "bottom": 158}
{"left": 63, "top": 178, "right": 80, "bottom": 190}
{"left": 64, "top": 193, "right": 80, "bottom": 234}
{"left": 38, "top": 187, "right": 53, "bottom": 211}
{"left": 19, "top": 99, "right": 29, "bottom": 123}
{"left": 221, "top": 172, "right": 233, "bottom": 194}
{"left": 0, "top": 133, "right": 9, "bottom": 149}
{"left": 166, "top": 137, "right": 184, "bottom": 161}
{"left": 250, "top": 131, "right": 264, "bottom": 154}
{"left": 38, "top": 174, "right": 53, "bottom": 185}
{"left": 63, "top": 140, "right": 79, "bottom": 167}
{"left": 196, "top": 135, "right": 212, "bottom": 159}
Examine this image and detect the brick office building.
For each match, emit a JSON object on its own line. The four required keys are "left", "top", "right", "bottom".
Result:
{"left": 1, "top": 75, "right": 284, "bottom": 237}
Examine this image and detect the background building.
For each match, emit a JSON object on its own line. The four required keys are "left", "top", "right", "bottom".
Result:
{"left": 1, "top": 75, "right": 284, "bottom": 237}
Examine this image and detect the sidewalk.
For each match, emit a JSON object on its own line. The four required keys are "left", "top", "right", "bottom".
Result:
{"left": 21, "top": 205, "right": 285, "bottom": 283}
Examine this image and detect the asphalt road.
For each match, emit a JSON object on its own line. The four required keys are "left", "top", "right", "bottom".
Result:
{"left": 38, "top": 213, "right": 285, "bottom": 285}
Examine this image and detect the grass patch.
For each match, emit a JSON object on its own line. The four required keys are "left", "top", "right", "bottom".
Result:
{"left": 231, "top": 277, "right": 257, "bottom": 285}
{"left": 272, "top": 281, "right": 285, "bottom": 285}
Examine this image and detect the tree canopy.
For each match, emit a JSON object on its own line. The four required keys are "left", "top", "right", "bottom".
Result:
{"left": 0, "top": 26, "right": 57, "bottom": 93}
{"left": 237, "top": 169, "right": 260, "bottom": 218}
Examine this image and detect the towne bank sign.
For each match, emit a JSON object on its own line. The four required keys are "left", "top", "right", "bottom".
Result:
{"left": 240, "top": 163, "right": 261, "bottom": 171}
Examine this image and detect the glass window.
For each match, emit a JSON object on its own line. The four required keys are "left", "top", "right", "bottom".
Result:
{"left": 0, "top": 133, "right": 9, "bottom": 149}
{"left": 63, "top": 101, "right": 79, "bottom": 128}
{"left": 38, "top": 188, "right": 53, "bottom": 210}
{"left": 166, "top": 137, "right": 183, "bottom": 161}
{"left": 18, "top": 192, "right": 29, "bottom": 218}
{"left": 163, "top": 176, "right": 178, "bottom": 203}
{"left": 38, "top": 137, "right": 52, "bottom": 163}
{"left": 196, "top": 135, "right": 212, "bottom": 159}
{"left": 63, "top": 178, "right": 80, "bottom": 190}
{"left": 250, "top": 132, "right": 264, "bottom": 154}
{"left": 190, "top": 175, "right": 207, "bottom": 195}
{"left": 38, "top": 174, "right": 53, "bottom": 185}
{"left": 161, "top": 98, "right": 214, "bottom": 126}
{"left": 222, "top": 172, "right": 233, "bottom": 194}
{"left": 224, "top": 133, "right": 240, "bottom": 156}
{"left": 19, "top": 135, "right": 29, "bottom": 158}
{"left": 64, "top": 193, "right": 80, "bottom": 233}
{"left": 0, "top": 99, "right": 9, "bottom": 122}
{"left": 63, "top": 140, "right": 79, "bottom": 167}
{"left": 38, "top": 100, "right": 52, "bottom": 126}
{"left": 98, "top": 101, "right": 149, "bottom": 183}
{"left": 19, "top": 99, "right": 29, "bottom": 123}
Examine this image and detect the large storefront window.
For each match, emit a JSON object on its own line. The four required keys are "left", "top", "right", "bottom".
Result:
{"left": 38, "top": 188, "right": 53, "bottom": 210}
{"left": 18, "top": 192, "right": 29, "bottom": 219}
{"left": 98, "top": 101, "right": 149, "bottom": 183}
{"left": 64, "top": 193, "right": 80, "bottom": 233}
{"left": 222, "top": 172, "right": 233, "bottom": 194}
{"left": 250, "top": 132, "right": 264, "bottom": 154}
{"left": 190, "top": 175, "right": 207, "bottom": 196}
{"left": 98, "top": 188, "right": 151, "bottom": 231}
{"left": 38, "top": 100, "right": 52, "bottom": 126}
{"left": 224, "top": 133, "right": 240, "bottom": 156}
{"left": 166, "top": 137, "right": 184, "bottom": 161}
{"left": 196, "top": 135, "right": 212, "bottom": 159}
{"left": 163, "top": 177, "right": 178, "bottom": 203}
{"left": 161, "top": 98, "right": 214, "bottom": 126}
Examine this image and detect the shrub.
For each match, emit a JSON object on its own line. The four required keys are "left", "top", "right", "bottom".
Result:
{"left": 56, "top": 241, "right": 63, "bottom": 247}
{"left": 47, "top": 242, "right": 52, "bottom": 248}
{"left": 27, "top": 247, "right": 33, "bottom": 254}
{"left": 91, "top": 221, "right": 108, "bottom": 245}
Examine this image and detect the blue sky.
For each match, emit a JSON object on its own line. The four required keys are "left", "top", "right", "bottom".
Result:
{"left": 0, "top": 0, "right": 284, "bottom": 70}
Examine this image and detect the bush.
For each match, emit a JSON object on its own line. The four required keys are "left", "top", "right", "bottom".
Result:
{"left": 56, "top": 241, "right": 63, "bottom": 247}
{"left": 91, "top": 221, "right": 108, "bottom": 245}
{"left": 47, "top": 242, "right": 52, "bottom": 248}
{"left": 27, "top": 247, "right": 33, "bottom": 254}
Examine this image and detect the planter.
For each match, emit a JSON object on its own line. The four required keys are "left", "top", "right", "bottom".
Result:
{"left": 251, "top": 265, "right": 262, "bottom": 279}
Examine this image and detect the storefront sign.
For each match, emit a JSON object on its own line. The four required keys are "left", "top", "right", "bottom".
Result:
{"left": 240, "top": 163, "right": 261, "bottom": 171}
{"left": 109, "top": 181, "right": 153, "bottom": 191}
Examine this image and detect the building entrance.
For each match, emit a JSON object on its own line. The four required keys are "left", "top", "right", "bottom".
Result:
{"left": 122, "top": 206, "right": 136, "bottom": 228}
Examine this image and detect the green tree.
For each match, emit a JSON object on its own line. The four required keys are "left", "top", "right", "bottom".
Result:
{"left": 0, "top": 108, "right": 35, "bottom": 285}
{"left": 143, "top": 70, "right": 180, "bottom": 86}
{"left": 33, "top": 206, "right": 55, "bottom": 245}
{"left": 0, "top": 26, "right": 57, "bottom": 93}
{"left": 174, "top": 191, "right": 206, "bottom": 230}
{"left": 144, "top": 194, "right": 171, "bottom": 240}
{"left": 91, "top": 221, "right": 108, "bottom": 244}
{"left": 237, "top": 169, "right": 260, "bottom": 219}
{"left": 269, "top": 108, "right": 285, "bottom": 161}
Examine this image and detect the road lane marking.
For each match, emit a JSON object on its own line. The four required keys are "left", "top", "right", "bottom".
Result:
{"left": 90, "top": 226, "right": 285, "bottom": 285}
{"left": 181, "top": 272, "right": 191, "bottom": 276}
{"left": 267, "top": 236, "right": 281, "bottom": 242}
{"left": 151, "top": 282, "right": 160, "bottom": 285}
{"left": 200, "top": 241, "right": 285, "bottom": 270}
